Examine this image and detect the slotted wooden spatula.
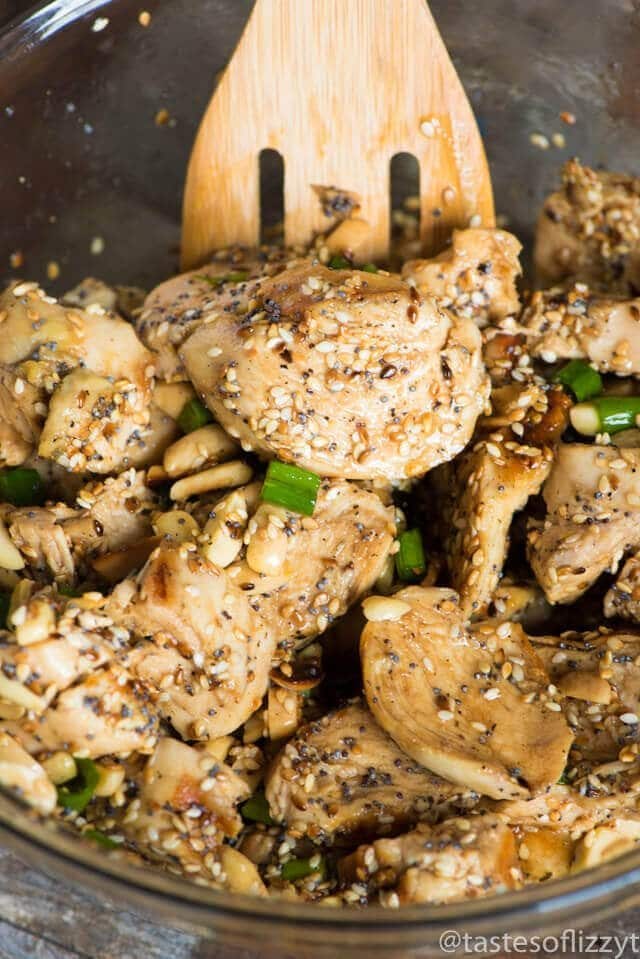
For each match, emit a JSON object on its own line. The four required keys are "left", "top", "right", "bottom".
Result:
{"left": 181, "top": 0, "right": 494, "bottom": 270}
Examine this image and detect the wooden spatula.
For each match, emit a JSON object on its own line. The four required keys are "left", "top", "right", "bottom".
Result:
{"left": 181, "top": 0, "right": 494, "bottom": 270}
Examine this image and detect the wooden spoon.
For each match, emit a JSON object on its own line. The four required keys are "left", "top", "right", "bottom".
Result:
{"left": 181, "top": 0, "right": 494, "bottom": 270}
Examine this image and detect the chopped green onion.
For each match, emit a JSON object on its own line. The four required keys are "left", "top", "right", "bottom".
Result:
{"left": 196, "top": 271, "right": 249, "bottom": 288}
{"left": 361, "top": 263, "right": 378, "bottom": 273}
{"left": 260, "top": 460, "right": 322, "bottom": 516}
{"left": 58, "top": 584, "right": 83, "bottom": 598}
{"left": 328, "top": 255, "right": 351, "bottom": 270}
{"left": 240, "top": 791, "right": 275, "bottom": 825}
{"left": 395, "top": 528, "right": 427, "bottom": 582}
{"left": 177, "top": 398, "right": 213, "bottom": 434}
{"left": 56, "top": 757, "right": 100, "bottom": 812}
{"left": 557, "top": 770, "right": 570, "bottom": 786}
{"left": 281, "top": 855, "right": 327, "bottom": 882}
{"left": 0, "top": 468, "right": 44, "bottom": 507}
{"left": 554, "top": 359, "right": 602, "bottom": 402}
{"left": 570, "top": 397, "right": 640, "bottom": 436}
{"left": 84, "top": 828, "right": 123, "bottom": 849}
{"left": 0, "top": 593, "right": 9, "bottom": 629}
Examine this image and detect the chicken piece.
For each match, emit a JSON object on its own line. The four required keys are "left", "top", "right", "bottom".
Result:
{"left": 62, "top": 277, "right": 145, "bottom": 319}
{"left": 122, "top": 403, "right": 179, "bottom": 469}
{"left": 528, "top": 444, "right": 640, "bottom": 605}
{"left": 6, "top": 469, "right": 157, "bottom": 583}
{"left": 0, "top": 281, "right": 155, "bottom": 473}
{"left": 605, "top": 551, "right": 640, "bottom": 622}
{"left": 0, "top": 731, "right": 56, "bottom": 814}
{"left": 229, "top": 480, "right": 395, "bottom": 650}
{"left": 402, "top": 228, "right": 522, "bottom": 328}
{"left": 137, "top": 247, "right": 290, "bottom": 381}
{"left": 340, "top": 814, "right": 521, "bottom": 906}
{"left": 572, "top": 817, "right": 640, "bottom": 872}
{"left": 108, "top": 544, "right": 274, "bottom": 741}
{"left": 0, "top": 365, "right": 45, "bottom": 467}
{"left": 535, "top": 159, "right": 640, "bottom": 295}
{"left": 532, "top": 631, "right": 640, "bottom": 764}
{"left": 518, "top": 283, "right": 640, "bottom": 374}
{"left": 11, "top": 663, "right": 159, "bottom": 759}
{"left": 431, "top": 384, "right": 553, "bottom": 616}
{"left": 265, "top": 702, "right": 478, "bottom": 844}
{"left": 115, "top": 737, "right": 251, "bottom": 884}
{"left": 181, "top": 262, "right": 489, "bottom": 481}
{"left": 361, "top": 588, "right": 573, "bottom": 800}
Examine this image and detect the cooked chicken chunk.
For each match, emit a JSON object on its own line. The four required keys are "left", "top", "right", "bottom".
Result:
{"left": 402, "top": 228, "right": 522, "bottom": 328}
{"left": 62, "top": 276, "right": 145, "bottom": 318}
{"left": 181, "top": 263, "right": 489, "bottom": 481}
{"left": 431, "top": 384, "right": 553, "bottom": 616}
{"left": 0, "top": 731, "right": 56, "bottom": 814}
{"left": 533, "top": 631, "right": 640, "bottom": 764}
{"left": 535, "top": 160, "right": 640, "bottom": 294}
{"left": 6, "top": 505, "right": 76, "bottom": 582}
{"left": 0, "top": 365, "right": 45, "bottom": 467}
{"left": 528, "top": 444, "right": 640, "bottom": 604}
{"left": 605, "top": 551, "right": 640, "bottom": 621}
{"left": 0, "top": 281, "right": 155, "bottom": 473}
{"left": 137, "top": 248, "right": 290, "bottom": 381}
{"left": 518, "top": 283, "right": 640, "bottom": 374}
{"left": 109, "top": 544, "right": 274, "bottom": 740}
{"left": 228, "top": 480, "right": 394, "bottom": 650}
{"left": 340, "top": 814, "right": 521, "bottom": 906}
{"left": 265, "top": 702, "right": 478, "bottom": 843}
{"left": 361, "top": 588, "right": 573, "bottom": 799}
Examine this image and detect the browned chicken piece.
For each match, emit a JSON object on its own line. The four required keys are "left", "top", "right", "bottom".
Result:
{"left": 402, "top": 228, "right": 522, "bottom": 328}
{"left": 533, "top": 630, "right": 640, "bottom": 765}
{"left": 518, "top": 282, "right": 640, "bottom": 374}
{"left": 361, "top": 587, "right": 573, "bottom": 800}
{"left": 0, "top": 365, "right": 46, "bottom": 467}
{"left": 605, "top": 551, "right": 640, "bottom": 621}
{"left": 340, "top": 814, "right": 521, "bottom": 906}
{"left": 181, "top": 262, "right": 489, "bottom": 481}
{"left": 11, "top": 663, "right": 159, "bottom": 759}
{"left": 265, "top": 702, "right": 479, "bottom": 844}
{"left": 227, "top": 480, "right": 395, "bottom": 651}
{"left": 137, "top": 247, "right": 291, "bottom": 381}
{"left": 118, "top": 737, "right": 261, "bottom": 889}
{"left": 108, "top": 544, "right": 274, "bottom": 741}
{"left": 528, "top": 444, "right": 640, "bottom": 605}
{"left": 5, "top": 469, "right": 158, "bottom": 583}
{"left": 0, "top": 732, "right": 57, "bottom": 814}
{"left": 0, "top": 281, "right": 155, "bottom": 473}
{"left": 431, "top": 384, "right": 554, "bottom": 616}
{"left": 535, "top": 159, "right": 640, "bottom": 295}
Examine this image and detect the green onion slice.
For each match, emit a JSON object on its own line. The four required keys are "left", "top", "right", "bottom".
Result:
{"left": 0, "top": 593, "right": 10, "bottom": 630}
{"left": 260, "top": 460, "right": 322, "bottom": 516}
{"left": 328, "top": 255, "right": 351, "bottom": 270}
{"left": 281, "top": 856, "right": 327, "bottom": 882}
{"left": 554, "top": 359, "right": 602, "bottom": 402}
{"left": 57, "top": 758, "right": 100, "bottom": 812}
{"left": 395, "top": 528, "right": 427, "bottom": 582}
{"left": 570, "top": 397, "right": 640, "bottom": 436}
{"left": 84, "top": 828, "right": 123, "bottom": 849}
{"left": 196, "top": 271, "right": 249, "bottom": 288}
{"left": 177, "top": 398, "right": 213, "bottom": 434}
{"left": 361, "top": 263, "right": 378, "bottom": 273}
{"left": 0, "top": 468, "right": 44, "bottom": 507}
{"left": 240, "top": 791, "right": 275, "bottom": 826}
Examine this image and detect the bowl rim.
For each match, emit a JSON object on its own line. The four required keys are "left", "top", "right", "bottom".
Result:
{"left": 2, "top": 0, "right": 640, "bottom": 945}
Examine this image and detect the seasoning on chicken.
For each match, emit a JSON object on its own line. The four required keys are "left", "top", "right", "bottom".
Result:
{"left": 518, "top": 283, "right": 640, "bottom": 374}
{"left": 265, "top": 701, "right": 478, "bottom": 843}
{"left": 528, "top": 444, "right": 640, "bottom": 604}
{"left": 340, "top": 814, "right": 521, "bottom": 906}
{"left": 109, "top": 544, "right": 274, "bottom": 741}
{"left": 181, "top": 262, "right": 489, "bottom": 481}
{"left": 0, "top": 731, "right": 57, "bottom": 814}
{"left": 605, "top": 551, "right": 640, "bottom": 622}
{"left": 0, "top": 281, "right": 155, "bottom": 473}
{"left": 0, "top": 365, "right": 46, "bottom": 467}
{"left": 137, "top": 248, "right": 290, "bottom": 381}
{"left": 535, "top": 159, "right": 640, "bottom": 294}
{"left": 361, "top": 587, "right": 572, "bottom": 800}
{"left": 402, "top": 228, "right": 522, "bottom": 328}
{"left": 431, "top": 383, "right": 554, "bottom": 616}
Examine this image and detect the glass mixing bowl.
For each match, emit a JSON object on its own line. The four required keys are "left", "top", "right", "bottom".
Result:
{"left": 2, "top": 1, "right": 640, "bottom": 955}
